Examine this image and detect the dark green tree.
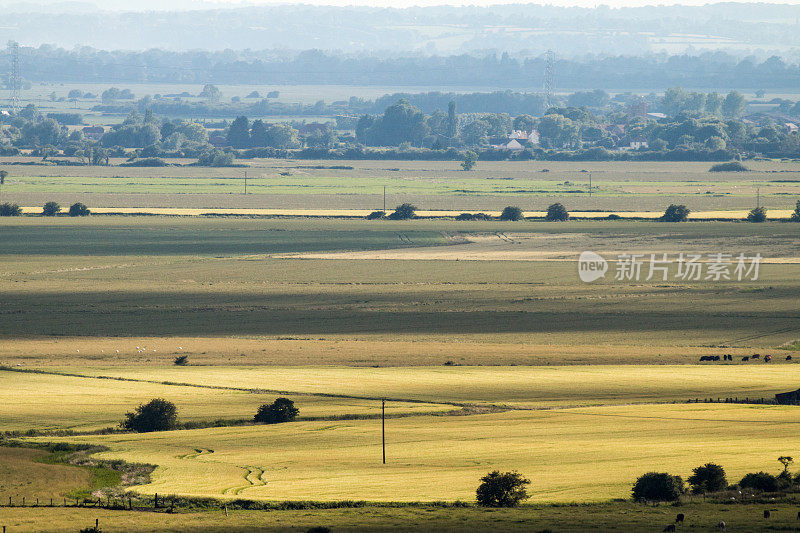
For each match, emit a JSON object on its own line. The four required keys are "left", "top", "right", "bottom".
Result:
{"left": 388, "top": 203, "right": 417, "bottom": 220}
{"left": 739, "top": 472, "right": 778, "bottom": 492}
{"left": 254, "top": 398, "right": 299, "bottom": 424}
{"left": 687, "top": 463, "right": 727, "bottom": 494}
{"left": 68, "top": 203, "right": 90, "bottom": 217}
{"left": 476, "top": 471, "right": 531, "bottom": 507}
{"left": 747, "top": 207, "right": 767, "bottom": 222}
{"left": 661, "top": 204, "right": 690, "bottom": 222}
{"left": 122, "top": 398, "right": 178, "bottom": 433}
{"left": 545, "top": 203, "right": 569, "bottom": 221}
{"left": 632, "top": 472, "right": 684, "bottom": 502}
{"left": 227, "top": 116, "right": 251, "bottom": 148}
{"left": 42, "top": 201, "right": 61, "bottom": 216}
{"left": 499, "top": 206, "right": 523, "bottom": 221}
{"left": 0, "top": 203, "right": 22, "bottom": 216}
{"left": 790, "top": 200, "right": 800, "bottom": 222}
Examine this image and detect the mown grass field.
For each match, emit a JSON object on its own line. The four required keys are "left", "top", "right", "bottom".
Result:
{"left": 0, "top": 447, "right": 90, "bottom": 501}
{"left": 3, "top": 158, "right": 800, "bottom": 212}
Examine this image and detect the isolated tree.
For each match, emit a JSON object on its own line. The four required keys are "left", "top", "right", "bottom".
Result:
{"left": 122, "top": 398, "right": 178, "bottom": 433}
{"left": 687, "top": 463, "right": 727, "bottom": 494}
{"left": 42, "top": 201, "right": 61, "bottom": 216}
{"left": 0, "top": 203, "right": 22, "bottom": 216}
{"left": 632, "top": 472, "right": 684, "bottom": 502}
{"left": 199, "top": 84, "right": 221, "bottom": 102}
{"left": 499, "top": 206, "right": 523, "bottom": 221}
{"left": 545, "top": 203, "right": 569, "bottom": 221}
{"left": 739, "top": 472, "right": 778, "bottom": 492}
{"left": 790, "top": 200, "right": 800, "bottom": 222}
{"left": 661, "top": 204, "right": 690, "bottom": 222}
{"left": 746, "top": 206, "right": 767, "bottom": 222}
{"left": 0, "top": 170, "right": 7, "bottom": 185}
{"left": 388, "top": 203, "right": 417, "bottom": 220}
{"left": 68, "top": 203, "right": 90, "bottom": 217}
{"left": 461, "top": 150, "right": 477, "bottom": 171}
{"left": 779, "top": 456, "right": 793, "bottom": 474}
{"left": 476, "top": 470, "right": 531, "bottom": 507}
{"left": 254, "top": 398, "right": 299, "bottom": 424}
{"left": 173, "top": 355, "right": 189, "bottom": 366}
{"left": 365, "top": 210, "right": 386, "bottom": 220}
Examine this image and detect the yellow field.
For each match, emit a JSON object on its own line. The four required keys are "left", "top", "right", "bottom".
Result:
{"left": 67, "top": 364, "right": 800, "bottom": 408}
{"left": 0, "top": 371, "right": 448, "bottom": 432}
{"left": 47, "top": 403, "right": 800, "bottom": 503}
{"left": 0, "top": 447, "right": 89, "bottom": 501}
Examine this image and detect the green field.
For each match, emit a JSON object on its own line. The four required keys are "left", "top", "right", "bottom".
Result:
{"left": 3, "top": 158, "right": 800, "bottom": 212}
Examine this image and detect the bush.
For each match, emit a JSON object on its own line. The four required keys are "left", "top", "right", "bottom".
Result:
{"left": 121, "top": 398, "right": 178, "bottom": 433}
{"left": 545, "top": 203, "right": 569, "bottom": 221}
{"left": 69, "top": 203, "right": 90, "bottom": 217}
{"left": 365, "top": 210, "right": 386, "bottom": 220}
{"left": 120, "top": 157, "right": 168, "bottom": 167}
{"left": 173, "top": 355, "right": 189, "bottom": 366}
{"left": 42, "top": 201, "right": 61, "bottom": 216}
{"left": 254, "top": 398, "right": 299, "bottom": 424}
{"left": 710, "top": 161, "right": 749, "bottom": 172}
{"left": 631, "top": 472, "right": 684, "bottom": 502}
{"left": 746, "top": 207, "right": 767, "bottom": 222}
{"left": 739, "top": 472, "right": 779, "bottom": 492}
{"left": 687, "top": 463, "right": 727, "bottom": 494}
{"left": 499, "top": 206, "right": 524, "bottom": 221}
{"left": 791, "top": 200, "right": 800, "bottom": 222}
{"left": 0, "top": 203, "right": 22, "bottom": 216}
{"left": 476, "top": 470, "right": 531, "bottom": 507}
{"left": 387, "top": 203, "right": 417, "bottom": 220}
{"left": 455, "top": 212, "right": 491, "bottom": 221}
{"left": 661, "top": 204, "right": 690, "bottom": 222}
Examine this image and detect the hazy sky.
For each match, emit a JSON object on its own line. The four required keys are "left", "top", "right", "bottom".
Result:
{"left": 197, "top": 0, "right": 800, "bottom": 5}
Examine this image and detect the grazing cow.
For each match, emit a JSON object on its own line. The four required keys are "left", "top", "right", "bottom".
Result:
{"left": 752, "top": 354, "right": 761, "bottom": 359}
{"left": 676, "top": 513, "right": 685, "bottom": 523}
{"left": 765, "top": 355, "right": 772, "bottom": 363}
{"left": 714, "top": 355, "right": 721, "bottom": 361}
{"left": 663, "top": 524, "right": 676, "bottom": 532}
{"left": 764, "top": 510, "right": 771, "bottom": 519}
{"left": 743, "top": 356, "right": 750, "bottom": 361}
{"left": 717, "top": 520, "right": 726, "bottom": 531}
{"left": 787, "top": 355, "right": 793, "bottom": 361}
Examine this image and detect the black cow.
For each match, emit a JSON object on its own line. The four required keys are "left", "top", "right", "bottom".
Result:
{"left": 764, "top": 510, "right": 771, "bottom": 519}
{"left": 676, "top": 513, "right": 685, "bottom": 523}
{"left": 743, "top": 356, "right": 750, "bottom": 361}
{"left": 663, "top": 524, "right": 676, "bottom": 532}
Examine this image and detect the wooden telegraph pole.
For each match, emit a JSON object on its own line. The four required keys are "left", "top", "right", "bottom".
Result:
{"left": 383, "top": 186, "right": 386, "bottom": 212}
{"left": 244, "top": 171, "right": 248, "bottom": 195}
{"left": 382, "top": 399, "right": 386, "bottom": 464}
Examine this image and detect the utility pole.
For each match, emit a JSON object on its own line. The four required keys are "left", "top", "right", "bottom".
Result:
{"left": 589, "top": 173, "right": 592, "bottom": 198}
{"left": 383, "top": 186, "right": 386, "bottom": 212}
{"left": 756, "top": 186, "right": 760, "bottom": 209}
{"left": 381, "top": 399, "right": 386, "bottom": 465}
{"left": 244, "top": 171, "right": 247, "bottom": 195}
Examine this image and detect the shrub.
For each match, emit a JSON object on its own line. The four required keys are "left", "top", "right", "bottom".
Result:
{"left": 365, "top": 210, "right": 386, "bottom": 220}
{"left": 0, "top": 203, "right": 22, "bottom": 216}
{"left": 306, "top": 528, "right": 331, "bottom": 533}
{"left": 661, "top": 204, "right": 690, "bottom": 222}
{"left": 120, "top": 157, "right": 168, "bottom": 167}
{"left": 121, "top": 398, "right": 178, "bottom": 433}
{"left": 631, "top": 472, "right": 684, "bottom": 502}
{"left": 69, "top": 203, "right": 90, "bottom": 217}
{"left": 740, "top": 472, "right": 779, "bottom": 492}
{"left": 545, "top": 203, "right": 569, "bottom": 221}
{"left": 254, "top": 398, "right": 299, "bottom": 424}
{"left": 461, "top": 150, "right": 478, "bottom": 171}
{"left": 499, "top": 206, "right": 524, "bottom": 221}
{"left": 607, "top": 213, "right": 622, "bottom": 220}
{"left": 710, "top": 161, "right": 748, "bottom": 172}
{"left": 173, "top": 355, "right": 189, "bottom": 366}
{"left": 687, "top": 463, "right": 727, "bottom": 494}
{"left": 387, "top": 203, "right": 417, "bottom": 220}
{"left": 476, "top": 470, "right": 531, "bottom": 507}
{"left": 790, "top": 200, "right": 800, "bottom": 222}
{"left": 746, "top": 207, "right": 767, "bottom": 222}
{"left": 456, "top": 212, "right": 491, "bottom": 221}
{"left": 42, "top": 201, "right": 61, "bottom": 216}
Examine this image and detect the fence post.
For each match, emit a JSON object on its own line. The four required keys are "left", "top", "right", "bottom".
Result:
{"left": 22, "top": 497, "right": 24, "bottom": 507}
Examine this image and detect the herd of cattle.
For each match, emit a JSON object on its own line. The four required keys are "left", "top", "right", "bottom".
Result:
{"left": 663, "top": 510, "right": 800, "bottom": 531}
{"left": 699, "top": 354, "right": 792, "bottom": 363}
